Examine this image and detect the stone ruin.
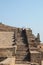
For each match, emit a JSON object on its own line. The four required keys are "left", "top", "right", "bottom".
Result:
{"left": 0, "top": 23, "right": 43, "bottom": 65}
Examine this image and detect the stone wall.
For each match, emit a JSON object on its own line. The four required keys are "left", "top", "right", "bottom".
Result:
{"left": 30, "top": 51, "right": 41, "bottom": 65}
{"left": 0, "top": 47, "right": 15, "bottom": 57}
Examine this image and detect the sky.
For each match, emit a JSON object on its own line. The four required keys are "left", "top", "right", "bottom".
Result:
{"left": 0, "top": 0, "right": 43, "bottom": 42}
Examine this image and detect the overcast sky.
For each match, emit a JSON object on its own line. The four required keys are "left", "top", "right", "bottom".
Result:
{"left": 0, "top": 0, "right": 43, "bottom": 42}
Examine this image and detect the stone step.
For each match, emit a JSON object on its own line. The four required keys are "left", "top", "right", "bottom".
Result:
{"left": 17, "top": 43, "right": 28, "bottom": 48}
{"left": 17, "top": 42, "right": 28, "bottom": 45}
{"left": 28, "top": 35, "right": 35, "bottom": 38}
{"left": 16, "top": 49, "right": 28, "bottom": 51}
{"left": 15, "top": 57, "right": 29, "bottom": 61}
{"left": 29, "top": 47, "right": 38, "bottom": 51}
{"left": 15, "top": 59, "right": 24, "bottom": 61}
{"left": 16, "top": 50, "right": 28, "bottom": 54}
{"left": 15, "top": 64, "right": 30, "bottom": 65}
{"left": 16, "top": 48, "right": 28, "bottom": 51}
{"left": 15, "top": 61, "right": 30, "bottom": 64}
{"left": 16, "top": 54, "right": 28, "bottom": 60}
{"left": 17, "top": 45, "right": 28, "bottom": 48}
{"left": 16, "top": 54, "right": 28, "bottom": 58}
{"left": 16, "top": 52, "right": 28, "bottom": 56}
{"left": 16, "top": 58, "right": 29, "bottom": 61}
{"left": 26, "top": 33, "right": 35, "bottom": 37}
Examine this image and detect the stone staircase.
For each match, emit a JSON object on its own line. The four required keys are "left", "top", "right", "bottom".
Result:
{"left": 15, "top": 28, "right": 40, "bottom": 65}
{"left": 0, "top": 24, "right": 41, "bottom": 65}
{"left": 15, "top": 45, "right": 30, "bottom": 64}
{"left": 15, "top": 29, "right": 30, "bottom": 64}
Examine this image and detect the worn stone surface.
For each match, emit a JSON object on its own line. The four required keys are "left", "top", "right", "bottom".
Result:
{"left": 0, "top": 23, "right": 42, "bottom": 65}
